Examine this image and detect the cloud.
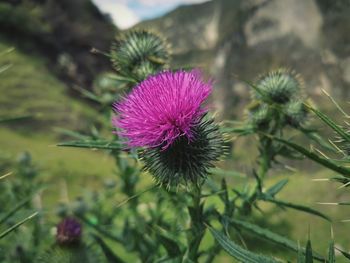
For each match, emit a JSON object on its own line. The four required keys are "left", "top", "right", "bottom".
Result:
{"left": 92, "top": 0, "right": 140, "bottom": 29}
{"left": 138, "top": 0, "right": 208, "bottom": 6}
{"left": 92, "top": 0, "right": 209, "bottom": 28}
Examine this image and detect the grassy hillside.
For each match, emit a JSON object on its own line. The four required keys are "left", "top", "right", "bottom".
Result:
{"left": 0, "top": 39, "right": 104, "bottom": 132}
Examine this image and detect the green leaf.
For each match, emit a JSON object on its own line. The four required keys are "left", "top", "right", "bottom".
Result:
{"left": 157, "top": 233, "right": 181, "bottom": 257}
{"left": 0, "top": 196, "right": 32, "bottom": 225}
{"left": 306, "top": 104, "right": 350, "bottom": 143}
{"left": 305, "top": 239, "right": 313, "bottom": 263}
{"left": 328, "top": 240, "right": 335, "bottom": 263}
{"left": 57, "top": 140, "right": 122, "bottom": 150}
{"left": 300, "top": 128, "right": 336, "bottom": 153}
{"left": 208, "top": 226, "right": 280, "bottom": 263}
{"left": 229, "top": 219, "right": 325, "bottom": 262}
{"left": 92, "top": 234, "right": 125, "bottom": 263}
{"left": 0, "top": 212, "right": 38, "bottom": 239}
{"left": 265, "top": 179, "right": 289, "bottom": 197}
{"left": 0, "top": 115, "right": 33, "bottom": 124}
{"left": 272, "top": 137, "right": 350, "bottom": 177}
{"left": 297, "top": 245, "right": 305, "bottom": 263}
{"left": 336, "top": 247, "right": 350, "bottom": 260}
{"left": 108, "top": 73, "right": 138, "bottom": 83}
{"left": 260, "top": 196, "right": 331, "bottom": 221}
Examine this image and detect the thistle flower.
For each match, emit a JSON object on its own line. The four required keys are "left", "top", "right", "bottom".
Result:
{"left": 111, "top": 30, "right": 169, "bottom": 81}
{"left": 113, "top": 70, "right": 212, "bottom": 149}
{"left": 56, "top": 217, "right": 82, "bottom": 246}
{"left": 141, "top": 117, "right": 224, "bottom": 187}
{"left": 113, "top": 70, "right": 224, "bottom": 187}
{"left": 255, "top": 69, "right": 302, "bottom": 104}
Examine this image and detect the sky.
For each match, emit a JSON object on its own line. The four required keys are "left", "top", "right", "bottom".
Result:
{"left": 92, "top": 0, "right": 209, "bottom": 29}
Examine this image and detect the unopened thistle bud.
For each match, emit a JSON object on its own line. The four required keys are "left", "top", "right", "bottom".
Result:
{"left": 284, "top": 100, "right": 308, "bottom": 127}
{"left": 56, "top": 217, "right": 82, "bottom": 246}
{"left": 113, "top": 70, "right": 224, "bottom": 188}
{"left": 111, "top": 29, "right": 169, "bottom": 81}
{"left": 249, "top": 104, "right": 271, "bottom": 130}
{"left": 255, "top": 69, "right": 302, "bottom": 104}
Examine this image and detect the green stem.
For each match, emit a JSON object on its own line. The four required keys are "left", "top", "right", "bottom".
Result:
{"left": 187, "top": 184, "right": 205, "bottom": 262}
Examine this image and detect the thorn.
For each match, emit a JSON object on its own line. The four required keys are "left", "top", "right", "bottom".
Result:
{"left": 312, "top": 178, "right": 330, "bottom": 181}
{"left": 329, "top": 139, "right": 345, "bottom": 156}
{"left": 316, "top": 202, "right": 339, "bottom": 205}
{"left": 331, "top": 225, "right": 334, "bottom": 239}
{"left": 90, "top": 47, "right": 111, "bottom": 58}
{"left": 284, "top": 165, "right": 297, "bottom": 172}
{"left": 313, "top": 146, "right": 330, "bottom": 159}
{"left": 321, "top": 88, "right": 349, "bottom": 117}
{"left": 338, "top": 181, "right": 350, "bottom": 189}
{"left": 0, "top": 172, "right": 12, "bottom": 180}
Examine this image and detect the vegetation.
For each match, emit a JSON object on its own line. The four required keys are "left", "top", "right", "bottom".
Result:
{"left": 1, "top": 2, "right": 350, "bottom": 263}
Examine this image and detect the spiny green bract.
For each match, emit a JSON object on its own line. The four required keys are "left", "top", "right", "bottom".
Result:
{"left": 284, "top": 100, "right": 308, "bottom": 127}
{"left": 249, "top": 104, "right": 271, "bottom": 130}
{"left": 140, "top": 118, "right": 225, "bottom": 189}
{"left": 254, "top": 69, "right": 302, "bottom": 104}
{"left": 111, "top": 29, "right": 170, "bottom": 81}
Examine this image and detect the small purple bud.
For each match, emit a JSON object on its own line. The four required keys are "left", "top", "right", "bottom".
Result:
{"left": 56, "top": 217, "right": 82, "bottom": 246}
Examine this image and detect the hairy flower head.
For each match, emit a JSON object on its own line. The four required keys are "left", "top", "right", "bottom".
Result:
{"left": 113, "top": 70, "right": 212, "bottom": 149}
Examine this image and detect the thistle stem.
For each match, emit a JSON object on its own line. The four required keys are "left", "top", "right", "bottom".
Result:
{"left": 187, "top": 184, "right": 205, "bottom": 261}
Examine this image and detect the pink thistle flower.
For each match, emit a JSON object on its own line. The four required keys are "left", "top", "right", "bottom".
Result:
{"left": 113, "top": 70, "right": 212, "bottom": 149}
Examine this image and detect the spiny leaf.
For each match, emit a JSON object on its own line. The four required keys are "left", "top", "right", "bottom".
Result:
{"left": 306, "top": 104, "right": 350, "bottom": 143}
{"left": 272, "top": 137, "right": 350, "bottom": 177}
{"left": 0, "top": 212, "right": 38, "bottom": 239}
{"left": 260, "top": 196, "right": 331, "bottom": 221}
{"left": 305, "top": 239, "right": 313, "bottom": 263}
{"left": 0, "top": 196, "right": 33, "bottom": 225}
{"left": 265, "top": 179, "right": 289, "bottom": 197}
{"left": 229, "top": 219, "right": 325, "bottom": 262}
{"left": 54, "top": 128, "right": 90, "bottom": 140}
{"left": 336, "top": 247, "right": 350, "bottom": 260}
{"left": 208, "top": 226, "right": 280, "bottom": 263}
{"left": 300, "top": 127, "right": 336, "bottom": 153}
{"left": 57, "top": 140, "right": 122, "bottom": 150}
{"left": 328, "top": 240, "right": 335, "bottom": 263}
{"left": 297, "top": 245, "right": 305, "bottom": 263}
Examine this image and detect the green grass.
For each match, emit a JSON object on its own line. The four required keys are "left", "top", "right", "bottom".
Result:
{"left": 0, "top": 40, "right": 103, "bottom": 132}
{"left": 0, "top": 127, "right": 115, "bottom": 204}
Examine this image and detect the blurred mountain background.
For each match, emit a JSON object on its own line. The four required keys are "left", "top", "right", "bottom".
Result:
{"left": 1, "top": 0, "right": 350, "bottom": 122}
{"left": 137, "top": 0, "right": 350, "bottom": 118}
{"left": 1, "top": 0, "right": 350, "bottom": 258}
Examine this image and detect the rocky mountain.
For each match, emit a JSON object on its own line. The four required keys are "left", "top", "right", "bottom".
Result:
{"left": 0, "top": 0, "right": 117, "bottom": 90}
{"left": 136, "top": 0, "right": 350, "bottom": 118}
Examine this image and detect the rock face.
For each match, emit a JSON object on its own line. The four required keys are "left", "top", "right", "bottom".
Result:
{"left": 136, "top": 0, "right": 350, "bottom": 118}
{"left": 0, "top": 0, "right": 117, "bottom": 90}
